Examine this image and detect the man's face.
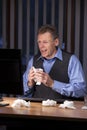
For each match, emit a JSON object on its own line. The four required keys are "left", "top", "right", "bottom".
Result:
{"left": 37, "top": 32, "right": 59, "bottom": 59}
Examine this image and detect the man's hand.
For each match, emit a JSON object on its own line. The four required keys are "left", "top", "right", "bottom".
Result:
{"left": 34, "top": 70, "right": 54, "bottom": 88}
{"left": 27, "top": 67, "right": 35, "bottom": 87}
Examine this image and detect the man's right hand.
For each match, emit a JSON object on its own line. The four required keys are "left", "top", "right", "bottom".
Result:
{"left": 27, "top": 67, "right": 35, "bottom": 87}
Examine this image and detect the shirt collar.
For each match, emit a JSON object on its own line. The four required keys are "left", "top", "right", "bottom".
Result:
{"left": 36, "top": 47, "right": 63, "bottom": 61}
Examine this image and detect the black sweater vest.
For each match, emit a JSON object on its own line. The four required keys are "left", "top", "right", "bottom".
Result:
{"left": 32, "top": 51, "right": 72, "bottom": 99}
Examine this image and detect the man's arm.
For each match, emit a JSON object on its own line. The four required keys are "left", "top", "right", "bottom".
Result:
{"left": 23, "top": 57, "right": 34, "bottom": 95}
{"left": 52, "top": 55, "right": 86, "bottom": 98}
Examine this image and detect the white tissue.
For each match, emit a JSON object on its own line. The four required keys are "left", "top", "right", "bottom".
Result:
{"left": 59, "top": 100, "right": 76, "bottom": 109}
{"left": 81, "top": 105, "right": 87, "bottom": 110}
{"left": 11, "top": 99, "right": 30, "bottom": 108}
{"left": 42, "top": 99, "right": 57, "bottom": 106}
{"left": 32, "top": 66, "right": 43, "bottom": 85}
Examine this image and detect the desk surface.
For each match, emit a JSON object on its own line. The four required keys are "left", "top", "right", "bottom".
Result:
{"left": 0, "top": 97, "right": 87, "bottom": 122}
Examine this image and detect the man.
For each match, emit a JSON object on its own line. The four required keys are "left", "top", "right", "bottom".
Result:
{"left": 23, "top": 24, "right": 86, "bottom": 100}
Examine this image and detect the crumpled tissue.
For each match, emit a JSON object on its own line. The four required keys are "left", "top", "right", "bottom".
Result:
{"left": 32, "top": 66, "right": 43, "bottom": 85}
{"left": 81, "top": 105, "right": 87, "bottom": 110}
{"left": 11, "top": 99, "right": 30, "bottom": 108}
{"left": 42, "top": 99, "right": 57, "bottom": 106}
{"left": 59, "top": 100, "right": 76, "bottom": 109}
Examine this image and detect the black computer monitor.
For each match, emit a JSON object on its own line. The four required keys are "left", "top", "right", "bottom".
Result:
{"left": 0, "top": 48, "right": 24, "bottom": 100}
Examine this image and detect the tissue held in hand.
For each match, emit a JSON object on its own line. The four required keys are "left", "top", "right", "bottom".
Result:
{"left": 33, "top": 67, "right": 43, "bottom": 85}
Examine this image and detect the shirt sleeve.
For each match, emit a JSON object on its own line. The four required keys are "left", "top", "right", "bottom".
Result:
{"left": 23, "top": 57, "right": 34, "bottom": 95}
{"left": 52, "top": 55, "right": 86, "bottom": 98}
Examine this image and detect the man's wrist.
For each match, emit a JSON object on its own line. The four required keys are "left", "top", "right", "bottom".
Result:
{"left": 50, "top": 80, "right": 54, "bottom": 88}
{"left": 27, "top": 80, "right": 34, "bottom": 87}
{"left": 27, "top": 81, "right": 32, "bottom": 87}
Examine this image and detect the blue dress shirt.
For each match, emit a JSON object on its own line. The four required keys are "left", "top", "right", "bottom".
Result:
{"left": 23, "top": 48, "right": 86, "bottom": 98}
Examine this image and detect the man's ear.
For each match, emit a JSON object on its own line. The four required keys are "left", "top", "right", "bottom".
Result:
{"left": 55, "top": 38, "right": 59, "bottom": 46}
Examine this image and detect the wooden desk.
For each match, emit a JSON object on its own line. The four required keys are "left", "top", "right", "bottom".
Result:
{"left": 0, "top": 97, "right": 87, "bottom": 129}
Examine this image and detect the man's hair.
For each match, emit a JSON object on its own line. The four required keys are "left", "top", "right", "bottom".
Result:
{"left": 37, "top": 24, "right": 59, "bottom": 40}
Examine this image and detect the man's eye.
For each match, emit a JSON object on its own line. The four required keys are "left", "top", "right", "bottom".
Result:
{"left": 38, "top": 41, "right": 48, "bottom": 44}
{"left": 43, "top": 41, "right": 48, "bottom": 44}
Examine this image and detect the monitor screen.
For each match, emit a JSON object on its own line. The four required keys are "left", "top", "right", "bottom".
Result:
{"left": 0, "top": 49, "right": 24, "bottom": 96}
